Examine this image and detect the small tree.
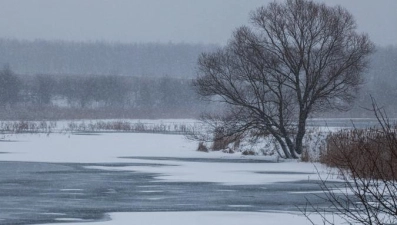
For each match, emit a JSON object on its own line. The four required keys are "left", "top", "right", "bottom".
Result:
{"left": 304, "top": 99, "right": 397, "bottom": 225}
{"left": 0, "top": 65, "right": 21, "bottom": 108}
{"left": 194, "top": 0, "right": 374, "bottom": 158}
{"left": 34, "top": 75, "right": 56, "bottom": 105}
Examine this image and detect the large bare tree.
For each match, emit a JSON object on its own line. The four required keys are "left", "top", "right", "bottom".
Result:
{"left": 194, "top": 0, "right": 374, "bottom": 158}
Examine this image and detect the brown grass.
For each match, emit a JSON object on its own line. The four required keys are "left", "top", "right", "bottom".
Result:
{"left": 321, "top": 127, "right": 397, "bottom": 180}
{"left": 300, "top": 148, "right": 311, "bottom": 162}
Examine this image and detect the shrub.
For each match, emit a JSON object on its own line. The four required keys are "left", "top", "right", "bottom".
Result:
{"left": 211, "top": 127, "right": 242, "bottom": 151}
{"left": 242, "top": 150, "right": 256, "bottom": 155}
{"left": 197, "top": 142, "right": 209, "bottom": 152}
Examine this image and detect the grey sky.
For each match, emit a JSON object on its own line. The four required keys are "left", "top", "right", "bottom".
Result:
{"left": 0, "top": 0, "right": 396, "bottom": 46}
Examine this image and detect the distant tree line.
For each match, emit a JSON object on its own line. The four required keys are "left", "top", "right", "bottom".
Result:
{"left": 0, "top": 37, "right": 395, "bottom": 119}
{"left": 0, "top": 67, "right": 207, "bottom": 119}
{"left": 0, "top": 38, "right": 215, "bottom": 77}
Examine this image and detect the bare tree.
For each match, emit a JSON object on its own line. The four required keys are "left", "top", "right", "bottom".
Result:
{"left": 193, "top": 0, "right": 374, "bottom": 158}
{"left": 303, "top": 99, "right": 397, "bottom": 224}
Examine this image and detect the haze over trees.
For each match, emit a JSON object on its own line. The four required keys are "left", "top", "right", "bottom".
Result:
{"left": 0, "top": 23, "right": 395, "bottom": 121}
{"left": 194, "top": 0, "right": 374, "bottom": 158}
{"left": 0, "top": 41, "right": 217, "bottom": 119}
{"left": 0, "top": 39, "right": 215, "bottom": 77}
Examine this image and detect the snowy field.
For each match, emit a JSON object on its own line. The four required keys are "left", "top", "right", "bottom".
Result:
{"left": 0, "top": 128, "right": 343, "bottom": 225}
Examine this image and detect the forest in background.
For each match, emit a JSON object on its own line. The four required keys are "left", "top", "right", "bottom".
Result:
{"left": 0, "top": 38, "right": 395, "bottom": 119}
{"left": 0, "top": 71, "right": 208, "bottom": 120}
{"left": 0, "top": 38, "right": 216, "bottom": 77}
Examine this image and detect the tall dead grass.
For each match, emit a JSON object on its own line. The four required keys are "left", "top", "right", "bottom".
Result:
{"left": 321, "top": 126, "right": 397, "bottom": 180}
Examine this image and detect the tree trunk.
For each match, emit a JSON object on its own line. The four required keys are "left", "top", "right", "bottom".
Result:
{"left": 271, "top": 132, "right": 292, "bottom": 159}
{"left": 284, "top": 136, "right": 298, "bottom": 158}
{"left": 279, "top": 124, "right": 298, "bottom": 158}
{"left": 295, "top": 113, "right": 308, "bottom": 155}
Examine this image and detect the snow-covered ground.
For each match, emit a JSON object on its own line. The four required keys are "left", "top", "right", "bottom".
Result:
{"left": 0, "top": 133, "right": 200, "bottom": 163}
{"left": 0, "top": 132, "right": 329, "bottom": 184}
{"left": 0, "top": 132, "right": 341, "bottom": 225}
{"left": 36, "top": 211, "right": 344, "bottom": 225}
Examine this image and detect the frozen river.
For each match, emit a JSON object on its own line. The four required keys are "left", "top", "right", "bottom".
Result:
{"left": 0, "top": 130, "right": 347, "bottom": 225}
{"left": 0, "top": 158, "right": 338, "bottom": 225}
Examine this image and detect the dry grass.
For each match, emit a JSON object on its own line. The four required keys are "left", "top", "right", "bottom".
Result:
{"left": 211, "top": 127, "right": 242, "bottom": 151}
{"left": 65, "top": 121, "right": 200, "bottom": 135}
{"left": 320, "top": 127, "right": 397, "bottom": 180}
{"left": 0, "top": 120, "right": 202, "bottom": 136}
{"left": 0, "top": 121, "right": 57, "bottom": 133}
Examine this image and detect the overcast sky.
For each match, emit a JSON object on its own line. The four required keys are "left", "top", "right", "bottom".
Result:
{"left": 0, "top": 0, "right": 396, "bottom": 46}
